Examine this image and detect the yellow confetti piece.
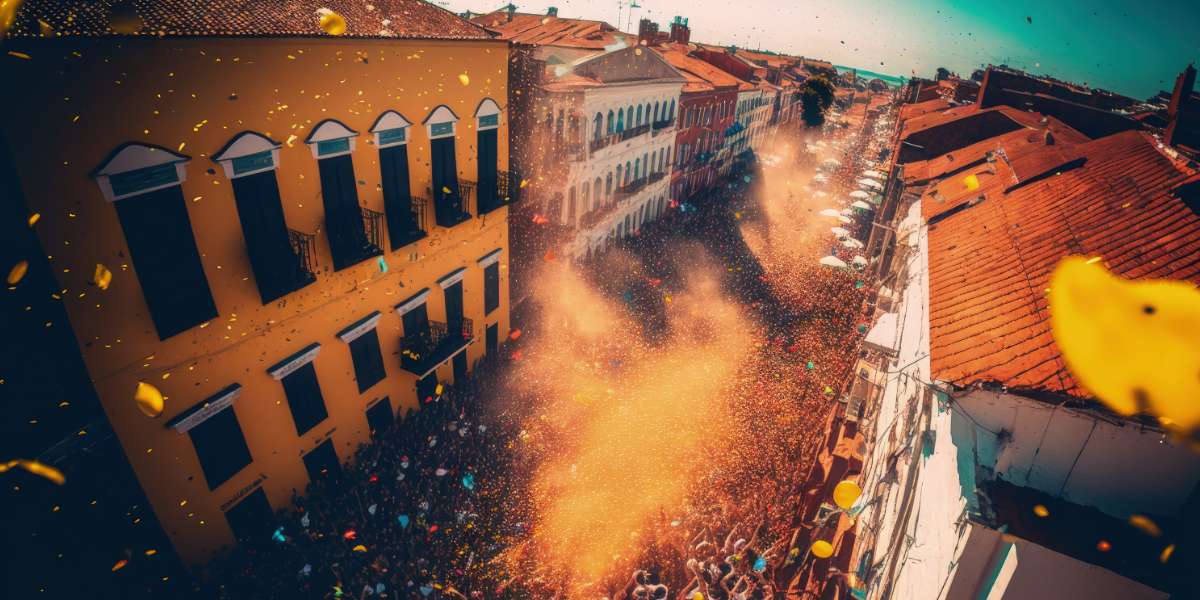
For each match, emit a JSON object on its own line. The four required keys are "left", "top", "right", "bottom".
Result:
{"left": 286, "top": 134, "right": 299, "bottom": 147}
{"left": 1159, "top": 544, "right": 1175, "bottom": 563}
{"left": 1084, "top": 256, "right": 1102, "bottom": 265}
{"left": 27, "top": 212, "right": 40, "bottom": 227}
{"left": 144, "top": 549, "right": 157, "bottom": 556}
{"left": 519, "top": 179, "right": 529, "bottom": 188}
{"left": 7, "top": 50, "right": 31, "bottom": 60}
{"left": 1127, "top": 514, "right": 1161, "bottom": 537}
{"left": 458, "top": 73, "right": 470, "bottom": 86}
{"left": 111, "top": 559, "right": 128, "bottom": 572}
{"left": 435, "top": 383, "right": 444, "bottom": 395}
{"left": 1032, "top": 504, "right": 1049, "bottom": 518}
{"left": 442, "top": 186, "right": 452, "bottom": 194}
{"left": 317, "top": 8, "right": 347, "bottom": 35}
{"left": 134, "top": 381, "right": 164, "bottom": 418}
{"left": 4, "top": 259, "right": 31, "bottom": 285}
{"left": 962, "top": 173, "right": 979, "bottom": 191}
{"left": 0, "top": 459, "right": 66, "bottom": 485}
{"left": 352, "top": 544, "right": 367, "bottom": 552}
{"left": 93, "top": 263, "right": 113, "bottom": 290}
{"left": 177, "top": 142, "right": 186, "bottom": 152}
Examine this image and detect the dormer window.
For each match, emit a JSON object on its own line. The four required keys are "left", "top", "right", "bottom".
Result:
{"left": 306, "top": 119, "right": 358, "bottom": 159}
{"left": 213, "top": 131, "right": 315, "bottom": 303}
{"left": 92, "top": 143, "right": 217, "bottom": 339}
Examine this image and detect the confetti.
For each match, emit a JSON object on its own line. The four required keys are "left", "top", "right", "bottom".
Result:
{"left": 1159, "top": 544, "right": 1175, "bottom": 563}
{"left": 1127, "top": 514, "right": 1161, "bottom": 537}
{"left": 93, "top": 263, "right": 113, "bottom": 290}
{"left": 6, "top": 260, "right": 28, "bottom": 285}
{"left": 1032, "top": 504, "right": 1049, "bottom": 518}
{"left": 133, "top": 381, "right": 164, "bottom": 418}
{"left": 111, "top": 559, "right": 128, "bottom": 572}
{"left": 27, "top": 212, "right": 40, "bottom": 227}
{"left": 457, "top": 73, "right": 470, "bottom": 86}
{"left": 0, "top": 459, "right": 66, "bottom": 485}
{"left": 317, "top": 8, "right": 347, "bottom": 35}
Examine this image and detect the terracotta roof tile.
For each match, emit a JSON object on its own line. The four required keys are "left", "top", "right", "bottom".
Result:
{"left": 472, "top": 11, "right": 623, "bottom": 49}
{"left": 926, "top": 130, "right": 1200, "bottom": 398}
{"left": 903, "top": 115, "right": 1089, "bottom": 185}
{"left": 10, "top": 0, "right": 493, "bottom": 40}
{"left": 898, "top": 98, "right": 951, "bottom": 121}
{"left": 654, "top": 44, "right": 741, "bottom": 93}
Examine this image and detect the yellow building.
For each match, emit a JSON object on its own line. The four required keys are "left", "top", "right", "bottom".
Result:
{"left": 2, "top": 0, "right": 513, "bottom": 564}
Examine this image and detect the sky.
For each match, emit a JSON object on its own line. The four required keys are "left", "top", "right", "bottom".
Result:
{"left": 445, "top": 0, "right": 1200, "bottom": 99}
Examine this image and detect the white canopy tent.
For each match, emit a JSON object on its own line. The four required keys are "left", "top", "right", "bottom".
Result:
{"left": 849, "top": 190, "right": 870, "bottom": 199}
{"left": 851, "top": 200, "right": 872, "bottom": 210}
{"left": 819, "top": 256, "right": 848, "bottom": 268}
{"left": 852, "top": 255, "right": 868, "bottom": 267}
{"left": 831, "top": 226, "right": 851, "bottom": 238}
{"left": 862, "top": 169, "right": 885, "bottom": 179}
{"left": 819, "top": 208, "right": 841, "bottom": 217}
{"left": 858, "top": 179, "right": 884, "bottom": 190}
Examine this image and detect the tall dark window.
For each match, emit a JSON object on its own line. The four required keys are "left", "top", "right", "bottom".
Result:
{"left": 113, "top": 184, "right": 217, "bottom": 339}
{"left": 402, "top": 302, "right": 430, "bottom": 340}
{"left": 486, "top": 322, "right": 499, "bottom": 354}
{"left": 188, "top": 406, "right": 252, "bottom": 490}
{"left": 231, "top": 170, "right": 311, "bottom": 303}
{"left": 348, "top": 328, "right": 386, "bottom": 393}
{"left": 280, "top": 362, "right": 328, "bottom": 436}
{"left": 484, "top": 262, "right": 500, "bottom": 315}
{"left": 416, "top": 373, "right": 438, "bottom": 404}
{"left": 366, "top": 397, "right": 393, "bottom": 438}
{"left": 380, "top": 144, "right": 423, "bottom": 249}
{"left": 476, "top": 128, "right": 499, "bottom": 213}
{"left": 431, "top": 136, "right": 465, "bottom": 226}
{"left": 444, "top": 281, "right": 464, "bottom": 335}
{"left": 303, "top": 439, "right": 342, "bottom": 483}
{"left": 317, "top": 154, "right": 377, "bottom": 270}
{"left": 224, "top": 488, "right": 274, "bottom": 542}
{"left": 453, "top": 350, "right": 467, "bottom": 383}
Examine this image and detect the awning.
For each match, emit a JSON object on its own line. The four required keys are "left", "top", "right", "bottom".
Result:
{"left": 849, "top": 190, "right": 870, "bottom": 199}
{"left": 819, "top": 256, "right": 847, "bottom": 268}
{"left": 864, "top": 312, "right": 900, "bottom": 355}
{"left": 851, "top": 200, "right": 872, "bottom": 210}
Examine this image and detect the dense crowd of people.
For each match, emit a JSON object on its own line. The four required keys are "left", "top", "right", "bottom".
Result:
{"left": 179, "top": 103, "right": 885, "bottom": 600}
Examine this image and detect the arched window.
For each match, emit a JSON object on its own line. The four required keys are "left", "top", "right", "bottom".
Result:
{"left": 636, "top": 105, "right": 643, "bottom": 127}
{"left": 593, "top": 113, "right": 603, "bottom": 142}
{"left": 670, "top": 100, "right": 676, "bottom": 121}
{"left": 644, "top": 103, "right": 651, "bottom": 125}
{"left": 642, "top": 152, "right": 649, "bottom": 175}
{"left": 474, "top": 99, "right": 502, "bottom": 215}
{"left": 627, "top": 105, "right": 635, "bottom": 126}
{"left": 617, "top": 108, "right": 625, "bottom": 132}
{"left": 653, "top": 102, "right": 660, "bottom": 123}
{"left": 634, "top": 158, "right": 640, "bottom": 180}
{"left": 593, "top": 177, "right": 603, "bottom": 210}
{"left": 307, "top": 118, "right": 381, "bottom": 270}
{"left": 615, "top": 164, "right": 622, "bottom": 187}
{"left": 607, "top": 110, "right": 615, "bottom": 134}
{"left": 624, "top": 161, "right": 631, "bottom": 185}
{"left": 605, "top": 172, "right": 613, "bottom": 198}
{"left": 581, "top": 181, "right": 590, "bottom": 213}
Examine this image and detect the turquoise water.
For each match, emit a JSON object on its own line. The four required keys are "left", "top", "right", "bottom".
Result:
{"left": 835, "top": 65, "right": 907, "bottom": 87}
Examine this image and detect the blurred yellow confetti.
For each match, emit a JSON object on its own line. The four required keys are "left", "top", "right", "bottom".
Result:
{"left": 27, "top": 212, "right": 40, "bottom": 227}
{"left": 1032, "top": 504, "right": 1049, "bottom": 518}
{"left": 352, "top": 544, "right": 367, "bottom": 552}
{"left": 458, "top": 73, "right": 470, "bottom": 86}
{"left": 0, "top": 459, "right": 66, "bottom": 485}
{"left": 286, "top": 134, "right": 299, "bottom": 147}
{"left": 111, "top": 559, "right": 128, "bottom": 572}
{"left": 93, "top": 263, "right": 113, "bottom": 290}
{"left": 1127, "top": 514, "right": 1161, "bottom": 537}
{"left": 134, "top": 381, "right": 165, "bottom": 418}
{"left": 1049, "top": 256, "right": 1200, "bottom": 432}
{"left": 435, "top": 383, "right": 444, "bottom": 395}
{"left": 962, "top": 173, "right": 979, "bottom": 191}
{"left": 519, "top": 179, "right": 529, "bottom": 188}
{"left": 0, "top": 0, "right": 25, "bottom": 39}
{"left": 317, "top": 8, "right": 347, "bottom": 35}
{"left": 144, "top": 549, "right": 157, "bottom": 556}
{"left": 442, "top": 186, "right": 452, "bottom": 194}
{"left": 7, "top": 50, "right": 30, "bottom": 59}
{"left": 37, "top": 18, "right": 51, "bottom": 36}
{"left": 7, "top": 260, "right": 29, "bottom": 285}
{"left": 1159, "top": 544, "right": 1175, "bottom": 563}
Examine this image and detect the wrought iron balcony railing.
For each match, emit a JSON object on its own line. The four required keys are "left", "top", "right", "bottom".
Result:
{"left": 399, "top": 318, "right": 474, "bottom": 376}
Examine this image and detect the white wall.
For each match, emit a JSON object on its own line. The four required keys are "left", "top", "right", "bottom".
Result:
{"left": 957, "top": 389, "right": 1200, "bottom": 518}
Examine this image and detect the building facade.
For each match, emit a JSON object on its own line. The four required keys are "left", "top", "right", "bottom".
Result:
{"left": 478, "top": 9, "right": 685, "bottom": 262}
{"left": 3, "top": 0, "right": 512, "bottom": 564}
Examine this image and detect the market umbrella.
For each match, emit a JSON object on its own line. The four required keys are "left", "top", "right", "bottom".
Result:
{"left": 831, "top": 226, "right": 851, "bottom": 238}
{"left": 851, "top": 200, "right": 872, "bottom": 210}
{"left": 852, "top": 256, "right": 868, "bottom": 267}
{"left": 819, "top": 209, "right": 841, "bottom": 217}
{"left": 822, "top": 157, "right": 840, "bottom": 167}
{"left": 849, "top": 190, "right": 870, "bottom": 199}
{"left": 819, "top": 256, "right": 848, "bottom": 268}
{"left": 862, "top": 169, "right": 885, "bottom": 179}
{"left": 838, "top": 215, "right": 852, "bottom": 223}
{"left": 841, "top": 238, "right": 864, "bottom": 249}
{"left": 858, "top": 178, "right": 883, "bottom": 190}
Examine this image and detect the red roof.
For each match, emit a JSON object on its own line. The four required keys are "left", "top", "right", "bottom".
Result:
{"left": 472, "top": 11, "right": 623, "bottom": 49}
{"left": 9, "top": 0, "right": 493, "bottom": 40}
{"left": 654, "top": 44, "right": 740, "bottom": 93}
{"left": 904, "top": 115, "right": 1089, "bottom": 185}
{"left": 926, "top": 130, "right": 1200, "bottom": 398}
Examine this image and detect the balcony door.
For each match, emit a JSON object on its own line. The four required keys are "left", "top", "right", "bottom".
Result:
{"left": 380, "top": 144, "right": 421, "bottom": 249}
{"left": 431, "top": 137, "right": 462, "bottom": 222}
{"left": 444, "top": 281, "right": 464, "bottom": 337}
{"left": 317, "top": 154, "right": 368, "bottom": 270}
{"left": 232, "top": 170, "right": 306, "bottom": 303}
{"left": 476, "top": 128, "right": 498, "bottom": 212}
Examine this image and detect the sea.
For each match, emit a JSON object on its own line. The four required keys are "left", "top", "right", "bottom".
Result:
{"left": 835, "top": 65, "right": 907, "bottom": 88}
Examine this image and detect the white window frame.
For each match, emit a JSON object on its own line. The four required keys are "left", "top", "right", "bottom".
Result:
{"left": 305, "top": 119, "right": 358, "bottom": 160}
{"left": 212, "top": 131, "right": 282, "bottom": 179}
{"left": 474, "top": 98, "right": 502, "bottom": 132}
{"left": 423, "top": 105, "right": 460, "bottom": 140}
{"left": 91, "top": 143, "right": 190, "bottom": 202}
{"left": 370, "top": 110, "right": 413, "bottom": 149}
{"left": 267, "top": 343, "right": 322, "bottom": 380}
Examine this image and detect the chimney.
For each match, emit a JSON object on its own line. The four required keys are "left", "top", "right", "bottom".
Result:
{"left": 1043, "top": 130, "right": 1055, "bottom": 146}
{"left": 638, "top": 18, "right": 659, "bottom": 46}
{"left": 546, "top": 6, "right": 557, "bottom": 17}
{"left": 668, "top": 16, "right": 690, "bottom": 45}
{"left": 1165, "top": 63, "right": 1196, "bottom": 148}
{"left": 506, "top": 3, "right": 515, "bottom": 22}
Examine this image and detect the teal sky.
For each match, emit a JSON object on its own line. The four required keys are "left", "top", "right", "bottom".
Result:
{"left": 448, "top": 0, "right": 1200, "bottom": 99}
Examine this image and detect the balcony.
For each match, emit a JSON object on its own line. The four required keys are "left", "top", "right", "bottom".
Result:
{"left": 619, "top": 123, "right": 650, "bottom": 141}
{"left": 615, "top": 177, "right": 648, "bottom": 199}
{"left": 329, "top": 208, "right": 384, "bottom": 271}
{"left": 477, "top": 170, "right": 522, "bottom": 216}
{"left": 651, "top": 119, "right": 674, "bottom": 134}
{"left": 590, "top": 136, "right": 613, "bottom": 153}
{"left": 288, "top": 229, "right": 319, "bottom": 279}
{"left": 432, "top": 182, "right": 473, "bottom": 229}
{"left": 399, "top": 318, "right": 474, "bottom": 377}
{"left": 646, "top": 171, "right": 667, "bottom": 184}
{"left": 390, "top": 197, "right": 429, "bottom": 249}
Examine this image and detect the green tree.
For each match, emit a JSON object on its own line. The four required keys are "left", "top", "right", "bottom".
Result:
{"left": 800, "top": 76, "right": 835, "bottom": 127}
